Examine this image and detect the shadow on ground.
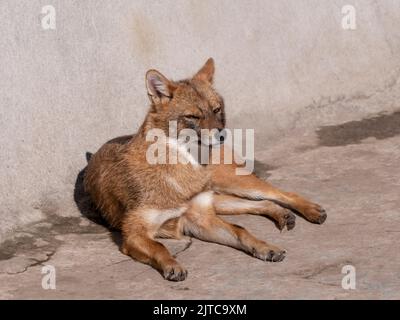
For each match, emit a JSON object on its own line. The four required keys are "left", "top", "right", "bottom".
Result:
{"left": 74, "top": 164, "right": 123, "bottom": 248}
{"left": 73, "top": 135, "right": 134, "bottom": 228}
{"left": 316, "top": 110, "right": 400, "bottom": 146}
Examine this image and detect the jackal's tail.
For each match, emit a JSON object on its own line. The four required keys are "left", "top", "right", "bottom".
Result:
{"left": 85, "top": 152, "right": 93, "bottom": 163}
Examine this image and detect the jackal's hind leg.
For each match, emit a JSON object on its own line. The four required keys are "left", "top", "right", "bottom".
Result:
{"left": 182, "top": 192, "right": 286, "bottom": 262}
{"left": 213, "top": 194, "right": 296, "bottom": 231}
{"left": 211, "top": 164, "right": 327, "bottom": 224}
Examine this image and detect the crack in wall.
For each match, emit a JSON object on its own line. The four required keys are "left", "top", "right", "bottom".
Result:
{"left": 305, "top": 66, "right": 400, "bottom": 113}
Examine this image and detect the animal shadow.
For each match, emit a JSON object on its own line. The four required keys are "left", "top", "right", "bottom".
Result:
{"left": 73, "top": 152, "right": 122, "bottom": 248}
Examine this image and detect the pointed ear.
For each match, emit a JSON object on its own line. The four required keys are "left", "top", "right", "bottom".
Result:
{"left": 146, "top": 70, "right": 176, "bottom": 104}
{"left": 193, "top": 58, "right": 215, "bottom": 83}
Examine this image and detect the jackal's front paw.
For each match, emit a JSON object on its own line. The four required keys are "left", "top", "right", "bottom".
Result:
{"left": 302, "top": 202, "right": 327, "bottom": 224}
{"left": 163, "top": 263, "right": 188, "bottom": 282}
{"left": 253, "top": 245, "right": 286, "bottom": 262}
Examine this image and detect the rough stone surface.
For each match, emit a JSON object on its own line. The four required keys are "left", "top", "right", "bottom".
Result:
{"left": 1, "top": 110, "right": 399, "bottom": 299}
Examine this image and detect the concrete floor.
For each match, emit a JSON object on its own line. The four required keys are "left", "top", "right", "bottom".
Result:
{"left": 1, "top": 111, "right": 400, "bottom": 299}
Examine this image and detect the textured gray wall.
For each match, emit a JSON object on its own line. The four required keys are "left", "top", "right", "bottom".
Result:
{"left": 1, "top": 0, "right": 400, "bottom": 242}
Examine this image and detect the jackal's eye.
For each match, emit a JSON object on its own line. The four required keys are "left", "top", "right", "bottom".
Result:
{"left": 213, "top": 107, "right": 221, "bottom": 114}
{"left": 184, "top": 115, "right": 200, "bottom": 120}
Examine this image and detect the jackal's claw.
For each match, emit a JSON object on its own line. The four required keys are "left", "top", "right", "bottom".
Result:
{"left": 163, "top": 264, "right": 188, "bottom": 282}
{"left": 254, "top": 246, "right": 286, "bottom": 262}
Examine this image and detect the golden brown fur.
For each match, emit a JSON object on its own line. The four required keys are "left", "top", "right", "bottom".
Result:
{"left": 84, "top": 59, "right": 326, "bottom": 281}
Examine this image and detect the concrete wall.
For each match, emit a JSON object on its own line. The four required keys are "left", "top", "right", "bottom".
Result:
{"left": 1, "top": 0, "right": 400, "bottom": 242}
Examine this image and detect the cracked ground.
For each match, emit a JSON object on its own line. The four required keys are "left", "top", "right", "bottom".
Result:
{"left": 1, "top": 111, "right": 400, "bottom": 299}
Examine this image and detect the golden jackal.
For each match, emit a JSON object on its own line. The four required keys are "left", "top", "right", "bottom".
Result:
{"left": 84, "top": 59, "right": 327, "bottom": 281}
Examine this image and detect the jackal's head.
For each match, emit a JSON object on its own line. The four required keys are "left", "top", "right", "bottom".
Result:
{"left": 144, "top": 58, "right": 226, "bottom": 145}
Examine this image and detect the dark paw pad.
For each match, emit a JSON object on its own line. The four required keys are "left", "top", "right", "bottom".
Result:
{"left": 266, "top": 249, "right": 286, "bottom": 262}
{"left": 255, "top": 247, "right": 286, "bottom": 262}
{"left": 163, "top": 266, "right": 188, "bottom": 282}
{"left": 284, "top": 212, "right": 296, "bottom": 231}
{"left": 318, "top": 209, "right": 327, "bottom": 224}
